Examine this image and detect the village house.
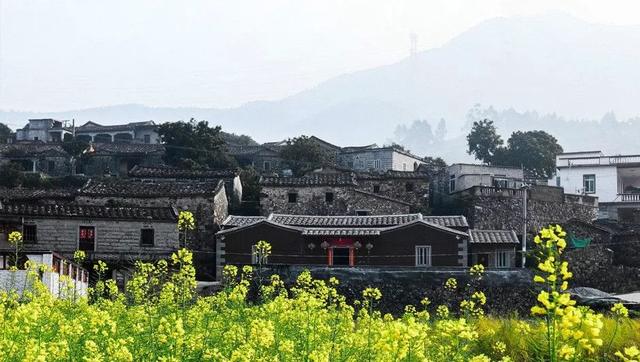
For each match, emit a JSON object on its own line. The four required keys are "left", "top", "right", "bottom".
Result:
{"left": 447, "top": 163, "right": 524, "bottom": 193}
{"left": 0, "top": 203, "right": 180, "bottom": 263}
{"left": 550, "top": 150, "right": 640, "bottom": 222}
{"left": 259, "top": 172, "right": 424, "bottom": 216}
{"left": 337, "top": 146, "right": 425, "bottom": 172}
{"left": 76, "top": 178, "right": 229, "bottom": 232}
{"left": 15, "top": 119, "right": 72, "bottom": 143}
{"left": 0, "top": 141, "right": 72, "bottom": 176}
{"left": 77, "top": 142, "right": 165, "bottom": 177}
{"left": 128, "top": 164, "right": 243, "bottom": 204}
{"left": 74, "top": 121, "right": 160, "bottom": 144}
{"left": 215, "top": 213, "right": 520, "bottom": 277}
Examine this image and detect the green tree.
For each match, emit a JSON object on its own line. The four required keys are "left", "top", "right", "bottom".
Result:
{"left": 62, "top": 134, "right": 90, "bottom": 157}
{"left": 466, "top": 120, "right": 563, "bottom": 179}
{"left": 502, "top": 130, "right": 563, "bottom": 179}
{"left": 280, "top": 136, "right": 330, "bottom": 176}
{"left": 158, "top": 119, "right": 236, "bottom": 169}
{"left": 0, "top": 163, "right": 25, "bottom": 187}
{"left": 466, "top": 119, "right": 503, "bottom": 163}
{"left": 0, "top": 123, "right": 13, "bottom": 144}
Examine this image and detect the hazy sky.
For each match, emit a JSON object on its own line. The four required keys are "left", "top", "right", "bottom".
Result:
{"left": 2, "top": 0, "right": 640, "bottom": 112}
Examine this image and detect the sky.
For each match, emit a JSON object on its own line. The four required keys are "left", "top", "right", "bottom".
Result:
{"left": 2, "top": 0, "right": 640, "bottom": 112}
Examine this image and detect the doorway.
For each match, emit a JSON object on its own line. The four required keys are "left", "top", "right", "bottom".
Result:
{"left": 477, "top": 253, "right": 489, "bottom": 267}
{"left": 332, "top": 248, "right": 350, "bottom": 266}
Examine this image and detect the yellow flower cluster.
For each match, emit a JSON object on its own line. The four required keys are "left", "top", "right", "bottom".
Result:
{"left": 177, "top": 210, "right": 195, "bottom": 231}
{"left": 8, "top": 231, "right": 22, "bottom": 244}
{"left": 444, "top": 277, "right": 457, "bottom": 291}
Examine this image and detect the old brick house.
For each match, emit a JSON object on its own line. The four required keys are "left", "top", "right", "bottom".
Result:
{"left": 259, "top": 169, "right": 430, "bottom": 216}
{"left": 259, "top": 173, "right": 416, "bottom": 216}
{"left": 215, "top": 213, "right": 520, "bottom": 277}
{"left": 128, "top": 164, "right": 243, "bottom": 204}
{"left": 0, "top": 203, "right": 179, "bottom": 263}
{"left": 77, "top": 178, "right": 229, "bottom": 232}
{"left": 78, "top": 143, "right": 165, "bottom": 177}
{"left": 0, "top": 141, "right": 71, "bottom": 176}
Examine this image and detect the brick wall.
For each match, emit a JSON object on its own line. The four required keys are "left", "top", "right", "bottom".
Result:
{"left": 10, "top": 218, "right": 179, "bottom": 261}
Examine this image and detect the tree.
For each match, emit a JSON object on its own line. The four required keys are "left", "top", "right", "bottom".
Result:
{"left": 502, "top": 130, "right": 563, "bottom": 179}
{"left": 435, "top": 119, "right": 447, "bottom": 141}
{"left": 466, "top": 120, "right": 563, "bottom": 179}
{"left": 466, "top": 119, "right": 503, "bottom": 163}
{"left": 0, "top": 163, "right": 25, "bottom": 187}
{"left": 158, "top": 119, "right": 237, "bottom": 169}
{"left": 62, "top": 134, "right": 90, "bottom": 158}
{"left": 280, "top": 136, "right": 330, "bottom": 176}
{"left": 0, "top": 123, "right": 13, "bottom": 144}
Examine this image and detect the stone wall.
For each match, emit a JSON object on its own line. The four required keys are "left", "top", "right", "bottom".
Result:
{"left": 244, "top": 266, "right": 536, "bottom": 315}
{"left": 459, "top": 186, "right": 597, "bottom": 235}
{"left": 356, "top": 177, "right": 429, "bottom": 212}
{"left": 260, "top": 185, "right": 410, "bottom": 216}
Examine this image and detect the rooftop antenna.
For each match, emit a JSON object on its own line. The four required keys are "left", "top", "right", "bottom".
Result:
{"left": 410, "top": 33, "right": 418, "bottom": 57}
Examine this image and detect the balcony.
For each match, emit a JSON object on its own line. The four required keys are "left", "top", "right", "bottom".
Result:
{"left": 557, "top": 154, "right": 640, "bottom": 167}
{"left": 618, "top": 193, "right": 640, "bottom": 202}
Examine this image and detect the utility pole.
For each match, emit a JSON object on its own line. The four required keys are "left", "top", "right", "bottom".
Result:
{"left": 521, "top": 184, "right": 528, "bottom": 268}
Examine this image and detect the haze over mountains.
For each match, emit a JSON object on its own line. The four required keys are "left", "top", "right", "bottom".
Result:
{"left": 3, "top": 13, "right": 640, "bottom": 162}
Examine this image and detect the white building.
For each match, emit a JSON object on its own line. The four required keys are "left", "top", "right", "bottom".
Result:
{"left": 447, "top": 164, "right": 524, "bottom": 193}
{"left": 338, "top": 146, "right": 425, "bottom": 172}
{"left": 15, "top": 119, "right": 72, "bottom": 143}
{"left": 550, "top": 151, "right": 640, "bottom": 221}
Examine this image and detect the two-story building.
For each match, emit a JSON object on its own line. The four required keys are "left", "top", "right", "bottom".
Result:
{"left": 447, "top": 164, "right": 524, "bottom": 193}
{"left": 550, "top": 151, "right": 640, "bottom": 221}
{"left": 15, "top": 119, "right": 72, "bottom": 143}
{"left": 74, "top": 121, "right": 160, "bottom": 144}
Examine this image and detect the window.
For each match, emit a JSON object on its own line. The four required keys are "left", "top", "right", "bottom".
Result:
{"left": 356, "top": 210, "right": 370, "bottom": 216}
{"left": 325, "top": 192, "right": 334, "bottom": 203}
{"left": 144, "top": 134, "right": 151, "bottom": 144}
{"left": 405, "top": 182, "right": 414, "bottom": 192}
{"left": 48, "top": 161, "right": 55, "bottom": 173}
{"left": 493, "top": 178, "right": 508, "bottom": 189}
{"left": 373, "top": 185, "right": 380, "bottom": 193}
{"left": 78, "top": 226, "right": 96, "bottom": 252}
{"left": 496, "top": 251, "right": 509, "bottom": 268}
{"left": 140, "top": 228, "right": 155, "bottom": 247}
{"left": 449, "top": 174, "right": 456, "bottom": 193}
{"left": 374, "top": 159, "right": 381, "bottom": 169}
{"left": 34, "top": 136, "right": 39, "bottom": 141}
{"left": 23, "top": 225, "right": 37, "bottom": 244}
{"left": 415, "top": 246, "right": 431, "bottom": 267}
{"left": 583, "top": 174, "right": 596, "bottom": 194}
{"left": 403, "top": 163, "right": 407, "bottom": 171}
{"left": 263, "top": 161, "right": 271, "bottom": 171}
{"left": 288, "top": 192, "right": 298, "bottom": 203}
{"left": 556, "top": 176, "right": 561, "bottom": 187}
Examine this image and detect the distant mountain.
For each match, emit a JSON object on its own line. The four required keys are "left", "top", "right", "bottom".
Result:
{"left": 3, "top": 14, "right": 640, "bottom": 161}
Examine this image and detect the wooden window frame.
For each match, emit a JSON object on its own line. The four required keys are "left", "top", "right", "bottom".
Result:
{"left": 78, "top": 226, "right": 96, "bottom": 252}
{"left": 23, "top": 224, "right": 37, "bottom": 244}
{"left": 140, "top": 228, "right": 155, "bottom": 247}
{"left": 415, "top": 245, "right": 432, "bottom": 267}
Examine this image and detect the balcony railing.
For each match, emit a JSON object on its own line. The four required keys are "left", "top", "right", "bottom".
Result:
{"left": 619, "top": 193, "right": 640, "bottom": 202}
{"left": 558, "top": 155, "right": 640, "bottom": 167}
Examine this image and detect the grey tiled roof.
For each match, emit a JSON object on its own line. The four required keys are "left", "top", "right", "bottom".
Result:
{"left": 260, "top": 173, "right": 357, "bottom": 187}
{"left": 0, "top": 142, "right": 69, "bottom": 158}
{"left": 423, "top": 216, "right": 469, "bottom": 228}
{"left": 356, "top": 170, "right": 428, "bottom": 180}
{"left": 0, "top": 203, "right": 176, "bottom": 221}
{"left": 469, "top": 229, "right": 520, "bottom": 244}
{"left": 268, "top": 213, "right": 422, "bottom": 227}
{"left": 301, "top": 228, "right": 382, "bottom": 236}
{"left": 222, "top": 215, "right": 267, "bottom": 227}
{"left": 80, "top": 178, "right": 224, "bottom": 198}
{"left": 0, "top": 188, "right": 77, "bottom": 201}
{"left": 87, "top": 143, "right": 165, "bottom": 155}
{"left": 129, "top": 165, "right": 237, "bottom": 179}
